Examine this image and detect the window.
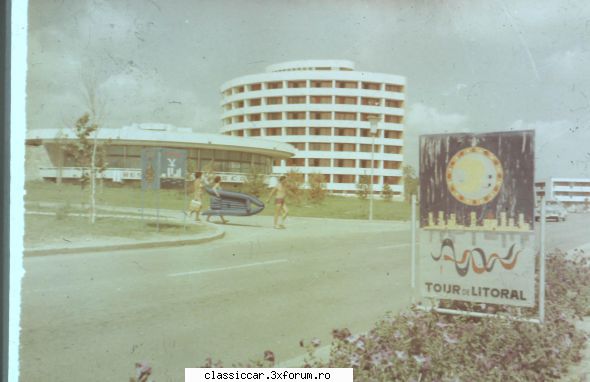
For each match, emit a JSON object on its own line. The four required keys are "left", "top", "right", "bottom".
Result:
{"left": 311, "top": 80, "right": 332, "bottom": 88}
{"left": 235, "top": 130, "right": 244, "bottom": 137}
{"left": 288, "top": 142, "right": 306, "bottom": 150}
{"left": 234, "top": 101, "right": 244, "bottom": 109}
{"left": 385, "top": 84, "right": 404, "bottom": 92}
{"left": 383, "top": 161, "right": 401, "bottom": 169}
{"left": 385, "top": 115, "right": 403, "bottom": 123}
{"left": 335, "top": 112, "right": 356, "bottom": 121}
{"left": 249, "top": 83, "right": 262, "bottom": 91}
{"left": 335, "top": 128, "right": 356, "bottom": 136}
{"left": 360, "top": 128, "right": 380, "bottom": 137}
{"left": 384, "top": 130, "right": 403, "bottom": 139}
{"left": 385, "top": 99, "right": 404, "bottom": 108}
{"left": 248, "top": 98, "right": 261, "bottom": 107}
{"left": 267, "top": 81, "right": 283, "bottom": 89}
{"left": 286, "top": 158, "right": 305, "bottom": 166}
{"left": 334, "top": 174, "right": 355, "bottom": 183}
{"left": 309, "top": 158, "right": 330, "bottom": 167}
{"left": 310, "top": 111, "right": 331, "bottom": 120}
{"left": 362, "top": 82, "right": 381, "bottom": 90}
{"left": 360, "top": 160, "right": 381, "bottom": 168}
{"left": 360, "top": 113, "right": 380, "bottom": 121}
{"left": 266, "top": 128, "right": 282, "bottom": 136}
{"left": 234, "top": 116, "right": 244, "bottom": 123}
{"left": 235, "top": 86, "right": 245, "bottom": 93}
{"left": 334, "top": 143, "right": 355, "bottom": 152}
{"left": 266, "top": 112, "right": 282, "bottom": 120}
{"left": 288, "top": 80, "right": 306, "bottom": 88}
{"left": 360, "top": 144, "right": 380, "bottom": 152}
{"left": 287, "top": 96, "right": 306, "bottom": 104}
{"left": 361, "top": 97, "right": 381, "bottom": 106}
{"left": 287, "top": 112, "right": 306, "bottom": 120}
{"left": 310, "top": 96, "right": 332, "bottom": 104}
{"left": 248, "top": 114, "right": 261, "bottom": 122}
{"left": 384, "top": 176, "right": 401, "bottom": 185}
{"left": 336, "top": 96, "right": 357, "bottom": 105}
{"left": 266, "top": 97, "right": 283, "bottom": 105}
{"left": 336, "top": 81, "right": 357, "bottom": 89}
{"left": 309, "top": 143, "right": 331, "bottom": 151}
{"left": 287, "top": 127, "right": 306, "bottom": 135}
{"left": 334, "top": 159, "right": 355, "bottom": 168}
{"left": 249, "top": 129, "right": 261, "bottom": 137}
{"left": 384, "top": 145, "right": 402, "bottom": 154}
{"left": 310, "top": 127, "right": 331, "bottom": 136}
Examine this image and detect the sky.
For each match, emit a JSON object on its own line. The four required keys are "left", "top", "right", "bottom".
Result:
{"left": 25, "top": 0, "right": 590, "bottom": 179}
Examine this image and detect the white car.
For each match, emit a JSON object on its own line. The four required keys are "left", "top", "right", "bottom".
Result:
{"left": 535, "top": 203, "right": 568, "bottom": 222}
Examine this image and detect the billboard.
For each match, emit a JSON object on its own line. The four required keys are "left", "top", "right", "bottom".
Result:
{"left": 141, "top": 148, "right": 188, "bottom": 190}
{"left": 419, "top": 130, "right": 536, "bottom": 307}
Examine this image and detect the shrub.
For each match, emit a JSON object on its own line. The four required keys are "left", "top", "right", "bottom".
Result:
{"left": 240, "top": 168, "right": 268, "bottom": 198}
{"left": 381, "top": 183, "right": 394, "bottom": 202}
{"left": 356, "top": 175, "right": 370, "bottom": 200}
{"left": 285, "top": 170, "right": 304, "bottom": 205}
{"left": 307, "top": 173, "right": 327, "bottom": 204}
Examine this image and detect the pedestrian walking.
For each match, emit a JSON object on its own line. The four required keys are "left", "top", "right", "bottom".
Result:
{"left": 267, "top": 175, "right": 288, "bottom": 229}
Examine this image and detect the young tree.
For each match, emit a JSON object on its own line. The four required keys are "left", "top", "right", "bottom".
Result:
{"left": 356, "top": 175, "right": 370, "bottom": 200}
{"left": 403, "top": 165, "right": 419, "bottom": 203}
{"left": 381, "top": 183, "right": 394, "bottom": 202}
{"left": 64, "top": 113, "right": 107, "bottom": 223}
{"left": 307, "top": 173, "right": 327, "bottom": 204}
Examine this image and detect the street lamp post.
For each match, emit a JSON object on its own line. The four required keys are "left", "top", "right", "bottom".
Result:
{"left": 368, "top": 116, "right": 380, "bottom": 221}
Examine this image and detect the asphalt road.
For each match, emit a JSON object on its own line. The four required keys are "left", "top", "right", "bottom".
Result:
{"left": 20, "top": 217, "right": 413, "bottom": 381}
{"left": 19, "top": 213, "right": 590, "bottom": 381}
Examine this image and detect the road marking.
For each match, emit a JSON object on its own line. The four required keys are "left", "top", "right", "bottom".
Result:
{"left": 377, "top": 243, "right": 416, "bottom": 250}
{"left": 168, "top": 259, "right": 288, "bottom": 277}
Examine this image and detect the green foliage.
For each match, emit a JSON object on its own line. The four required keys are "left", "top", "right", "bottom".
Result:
{"left": 307, "top": 173, "right": 327, "bottom": 204}
{"left": 285, "top": 169, "right": 304, "bottom": 205}
{"left": 240, "top": 168, "right": 268, "bottom": 197}
{"left": 381, "top": 183, "right": 394, "bottom": 202}
{"left": 403, "top": 165, "right": 419, "bottom": 203}
{"left": 64, "top": 113, "right": 107, "bottom": 189}
{"left": 356, "top": 175, "right": 370, "bottom": 200}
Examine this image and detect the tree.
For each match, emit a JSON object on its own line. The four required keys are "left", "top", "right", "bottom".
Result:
{"left": 307, "top": 173, "right": 327, "bottom": 204}
{"left": 64, "top": 113, "right": 107, "bottom": 223}
{"left": 356, "top": 175, "right": 370, "bottom": 200}
{"left": 241, "top": 167, "right": 268, "bottom": 197}
{"left": 285, "top": 169, "right": 304, "bottom": 205}
{"left": 381, "top": 183, "right": 394, "bottom": 202}
{"left": 403, "top": 165, "right": 419, "bottom": 203}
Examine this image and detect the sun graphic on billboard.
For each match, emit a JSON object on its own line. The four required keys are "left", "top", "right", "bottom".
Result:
{"left": 445, "top": 146, "right": 504, "bottom": 206}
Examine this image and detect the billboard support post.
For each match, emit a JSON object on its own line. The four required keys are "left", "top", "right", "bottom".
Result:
{"left": 539, "top": 197, "right": 546, "bottom": 324}
{"left": 411, "top": 194, "right": 417, "bottom": 292}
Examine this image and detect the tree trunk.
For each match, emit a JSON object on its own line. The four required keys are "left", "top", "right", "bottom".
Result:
{"left": 90, "top": 134, "right": 98, "bottom": 224}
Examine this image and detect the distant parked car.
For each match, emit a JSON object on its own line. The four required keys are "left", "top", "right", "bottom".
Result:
{"left": 535, "top": 203, "right": 568, "bottom": 222}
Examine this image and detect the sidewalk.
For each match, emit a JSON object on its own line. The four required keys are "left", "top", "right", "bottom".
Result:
{"left": 24, "top": 202, "right": 411, "bottom": 256}
{"left": 24, "top": 204, "right": 226, "bottom": 256}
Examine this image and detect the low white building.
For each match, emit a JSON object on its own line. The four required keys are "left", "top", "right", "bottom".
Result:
{"left": 25, "top": 123, "right": 296, "bottom": 188}
{"left": 534, "top": 178, "right": 590, "bottom": 208}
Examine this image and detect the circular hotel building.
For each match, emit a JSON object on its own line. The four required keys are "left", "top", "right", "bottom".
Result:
{"left": 220, "top": 60, "right": 406, "bottom": 196}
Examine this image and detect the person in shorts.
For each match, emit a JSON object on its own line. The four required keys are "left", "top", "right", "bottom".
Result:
{"left": 206, "top": 175, "right": 228, "bottom": 224}
{"left": 186, "top": 171, "right": 204, "bottom": 222}
{"left": 267, "top": 175, "right": 288, "bottom": 229}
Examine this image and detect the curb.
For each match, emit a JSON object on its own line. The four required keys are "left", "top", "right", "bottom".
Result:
{"left": 24, "top": 225, "right": 225, "bottom": 256}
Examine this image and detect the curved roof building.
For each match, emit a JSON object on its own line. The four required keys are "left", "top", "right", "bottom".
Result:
{"left": 26, "top": 123, "right": 296, "bottom": 186}
{"left": 220, "top": 60, "right": 406, "bottom": 196}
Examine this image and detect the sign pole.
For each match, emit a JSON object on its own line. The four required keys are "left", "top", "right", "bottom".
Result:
{"left": 183, "top": 167, "right": 188, "bottom": 231}
{"left": 411, "top": 194, "right": 417, "bottom": 293}
{"left": 539, "top": 197, "right": 546, "bottom": 324}
{"left": 156, "top": 149, "right": 161, "bottom": 232}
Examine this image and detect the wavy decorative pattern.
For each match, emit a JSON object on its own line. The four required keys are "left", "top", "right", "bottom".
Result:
{"left": 430, "top": 238, "right": 521, "bottom": 277}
